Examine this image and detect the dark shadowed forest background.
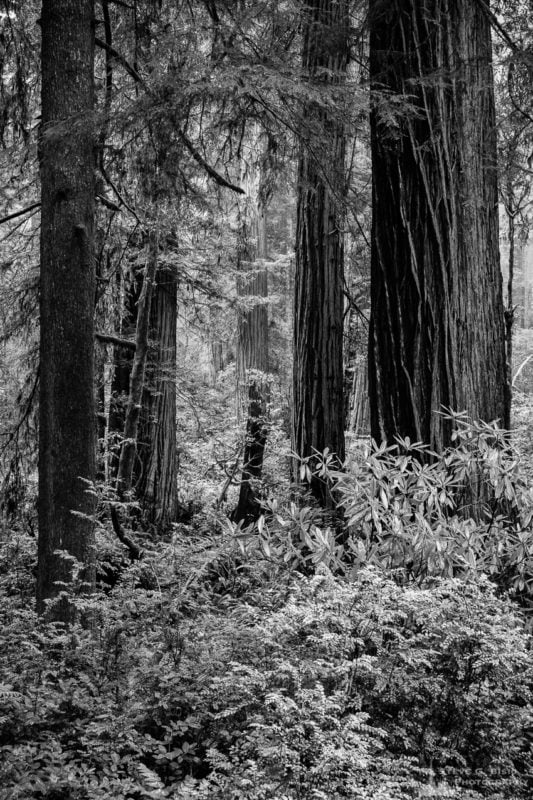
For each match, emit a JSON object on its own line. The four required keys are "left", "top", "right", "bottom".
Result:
{"left": 1, "top": 0, "right": 533, "bottom": 797}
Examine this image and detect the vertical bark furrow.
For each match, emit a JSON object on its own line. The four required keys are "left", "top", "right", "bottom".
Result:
{"left": 369, "top": 0, "right": 508, "bottom": 452}
{"left": 292, "top": 0, "right": 348, "bottom": 504}
{"left": 137, "top": 264, "right": 178, "bottom": 529}
{"left": 234, "top": 191, "right": 270, "bottom": 525}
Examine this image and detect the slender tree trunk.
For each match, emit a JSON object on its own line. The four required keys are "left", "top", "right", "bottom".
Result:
{"left": 38, "top": 0, "right": 96, "bottom": 618}
{"left": 136, "top": 263, "right": 178, "bottom": 530}
{"left": 349, "top": 361, "right": 369, "bottom": 436}
{"left": 505, "top": 199, "right": 515, "bottom": 376}
{"left": 234, "top": 202, "right": 270, "bottom": 524}
{"left": 107, "top": 270, "right": 141, "bottom": 478}
{"left": 116, "top": 230, "right": 158, "bottom": 494}
{"left": 292, "top": 0, "right": 348, "bottom": 505}
{"left": 368, "top": 0, "right": 509, "bottom": 452}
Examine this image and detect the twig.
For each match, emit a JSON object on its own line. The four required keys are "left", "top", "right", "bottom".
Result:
{"left": 512, "top": 353, "right": 533, "bottom": 387}
{"left": 217, "top": 448, "right": 243, "bottom": 505}
{"left": 95, "top": 36, "right": 146, "bottom": 86}
{"left": 0, "top": 202, "right": 41, "bottom": 225}
{"left": 100, "top": 164, "right": 144, "bottom": 226}
{"left": 177, "top": 130, "right": 245, "bottom": 194}
{"left": 0, "top": 368, "right": 40, "bottom": 459}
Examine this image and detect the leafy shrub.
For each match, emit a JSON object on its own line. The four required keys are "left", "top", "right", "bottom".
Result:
{"left": 0, "top": 539, "right": 531, "bottom": 799}
{"left": 254, "top": 414, "right": 533, "bottom": 597}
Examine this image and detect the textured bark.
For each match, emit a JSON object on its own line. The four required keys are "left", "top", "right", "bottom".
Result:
{"left": 37, "top": 0, "right": 96, "bottom": 617}
{"left": 136, "top": 263, "right": 178, "bottom": 531}
{"left": 349, "top": 361, "right": 369, "bottom": 436}
{"left": 369, "top": 0, "right": 509, "bottom": 451}
{"left": 506, "top": 202, "right": 515, "bottom": 372}
{"left": 108, "top": 255, "right": 177, "bottom": 530}
{"left": 107, "top": 270, "right": 141, "bottom": 478}
{"left": 292, "top": 0, "right": 348, "bottom": 504}
{"left": 234, "top": 203, "right": 270, "bottom": 524}
{"left": 116, "top": 231, "right": 158, "bottom": 494}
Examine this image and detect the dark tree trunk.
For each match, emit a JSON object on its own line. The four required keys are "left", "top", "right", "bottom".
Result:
{"left": 136, "top": 263, "right": 178, "bottom": 531}
{"left": 369, "top": 0, "right": 509, "bottom": 451}
{"left": 292, "top": 0, "right": 348, "bottom": 505}
{"left": 38, "top": 0, "right": 96, "bottom": 618}
{"left": 116, "top": 231, "right": 158, "bottom": 495}
{"left": 108, "top": 252, "right": 177, "bottom": 532}
{"left": 234, "top": 202, "right": 270, "bottom": 524}
{"left": 107, "top": 271, "right": 140, "bottom": 479}
{"left": 506, "top": 202, "right": 515, "bottom": 374}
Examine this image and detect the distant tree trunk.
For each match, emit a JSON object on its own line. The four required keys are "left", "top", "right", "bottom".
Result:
{"left": 37, "top": 0, "right": 96, "bottom": 618}
{"left": 292, "top": 0, "right": 348, "bottom": 505}
{"left": 109, "top": 241, "right": 177, "bottom": 531}
{"left": 116, "top": 230, "right": 158, "bottom": 495}
{"left": 506, "top": 197, "right": 515, "bottom": 374}
{"left": 349, "top": 361, "right": 369, "bottom": 436}
{"left": 234, "top": 202, "right": 270, "bottom": 524}
{"left": 107, "top": 270, "right": 141, "bottom": 478}
{"left": 369, "top": 0, "right": 509, "bottom": 451}
{"left": 136, "top": 262, "right": 178, "bottom": 531}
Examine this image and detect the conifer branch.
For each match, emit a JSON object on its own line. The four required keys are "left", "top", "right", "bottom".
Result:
{"left": 94, "top": 38, "right": 245, "bottom": 195}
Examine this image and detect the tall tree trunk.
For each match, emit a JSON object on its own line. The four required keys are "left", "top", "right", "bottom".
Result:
{"left": 292, "top": 0, "right": 348, "bottom": 506}
{"left": 108, "top": 240, "right": 178, "bottom": 531}
{"left": 38, "top": 0, "right": 96, "bottom": 618}
{"left": 234, "top": 201, "right": 270, "bottom": 524}
{"left": 107, "top": 269, "right": 141, "bottom": 479}
{"left": 136, "top": 263, "right": 178, "bottom": 531}
{"left": 368, "top": 0, "right": 509, "bottom": 451}
{"left": 116, "top": 230, "right": 158, "bottom": 494}
{"left": 506, "top": 200, "right": 515, "bottom": 377}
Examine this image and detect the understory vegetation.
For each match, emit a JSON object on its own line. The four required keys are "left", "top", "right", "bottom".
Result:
{"left": 1, "top": 416, "right": 532, "bottom": 800}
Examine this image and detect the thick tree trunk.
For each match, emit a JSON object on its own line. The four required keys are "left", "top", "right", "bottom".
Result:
{"left": 136, "top": 263, "right": 178, "bottom": 531}
{"left": 292, "top": 0, "right": 348, "bottom": 505}
{"left": 369, "top": 0, "right": 509, "bottom": 451}
{"left": 234, "top": 201, "right": 270, "bottom": 524}
{"left": 108, "top": 244, "right": 178, "bottom": 531}
{"left": 38, "top": 0, "right": 96, "bottom": 617}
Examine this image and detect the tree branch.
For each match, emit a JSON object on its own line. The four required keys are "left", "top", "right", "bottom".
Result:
{"left": 177, "top": 130, "right": 245, "bottom": 194}
{"left": 94, "top": 37, "right": 245, "bottom": 195}
{"left": 110, "top": 505, "right": 143, "bottom": 560}
{"left": 0, "top": 202, "right": 41, "bottom": 225}
{"left": 95, "top": 331, "right": 137, "bottom": 350}
{"left": 95, "top": 36, "right": 146, "bottom": 86}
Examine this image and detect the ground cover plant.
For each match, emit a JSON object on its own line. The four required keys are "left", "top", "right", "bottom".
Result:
{"left": 1, "top": 415, "right": 533, "bottom": 800}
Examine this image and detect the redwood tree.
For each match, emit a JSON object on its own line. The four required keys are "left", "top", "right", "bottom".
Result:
{"left": 292, "top": 0, "right": 348, "bottom": 505}
{"left": 136, "top": 259, "right": 178, "bottom": 530}
{"left": 368, "top": 0, "right": 509, "bottom": 450}
{"left": 234, "top": 197, "right": 270, "bottom": 524}
{"left": 38, "top": 0, "right": 96, "bottom": 616}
